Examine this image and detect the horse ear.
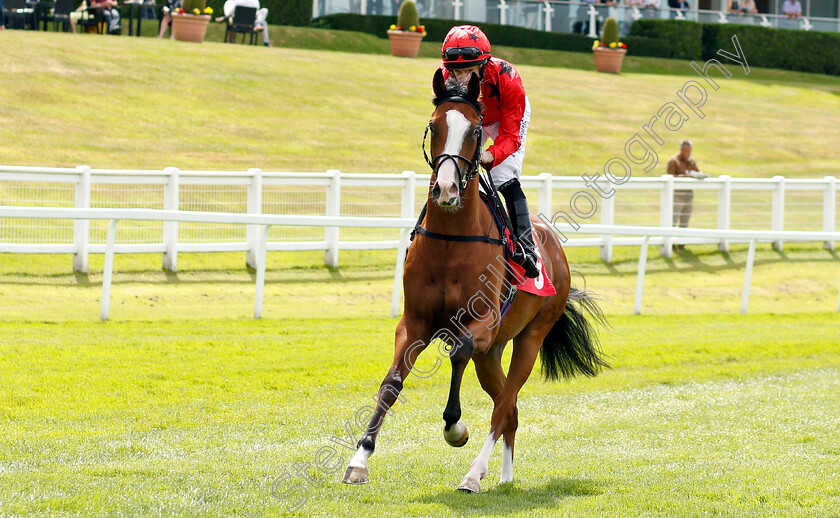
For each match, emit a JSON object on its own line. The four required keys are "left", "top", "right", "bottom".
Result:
{"left": 467, "top": 72, "right": 481, "bottom": 101}
{"left": 433, "top": 68, "right": 445, "bottom": 99}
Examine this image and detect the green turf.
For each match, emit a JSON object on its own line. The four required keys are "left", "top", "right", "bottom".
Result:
{"left": 0, "top": 312, "right": 838, "bottom": 517}
{"left": 1, "top": 30, "right": 839, "bottom": 177}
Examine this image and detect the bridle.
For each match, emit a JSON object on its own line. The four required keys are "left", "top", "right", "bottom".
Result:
{"left": 422, "top": 96, "right": 483, "bottom": 191}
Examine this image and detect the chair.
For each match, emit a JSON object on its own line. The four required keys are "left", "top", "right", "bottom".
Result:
{"left": 225, "top": 5, "right": 257, "bottom": 45}
{"left": 4, "top": 0, "right": 36, "bottom": 29}
{"left": 50, "top": 0, "right": 73, "bottom": 31}
{"left": 76, "top": 5, "right": 107, "bottom": 33}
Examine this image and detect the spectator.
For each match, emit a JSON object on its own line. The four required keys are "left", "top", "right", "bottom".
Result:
{"left": 667, "top": 0, "right": 690, "bottom": 9}
{"left": 89, "top": 0, "right": 121, "bottom": 34}
{"left": 643, "top": 0, "right": 660, "bottom": 8}
{"left": 215, "top": 0, "right": 271, "bottom": 47}
{"left": 782, "top": 0, "right": 801, "bottom": 18}
{"left": 157, "top": 0, "right": 181, "bottom": 38}
{"left": 728, "top": 0, "right": 757, "bottom": 13}
{"left": 600, "top": 0, "right": 619, "bottom": 6}
{"left": 1, "top": 0, "right": 5, "bottom": 30}
{"left": 667, "top": 140, "right": 707, "bottom": 244}
{"left": 739, "top": 0, "right": 758, "bottom": 12}
{"left": 625, "top": 0, "right": 643, "bottom": 6}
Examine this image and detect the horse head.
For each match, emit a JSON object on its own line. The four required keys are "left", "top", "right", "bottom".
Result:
{"left": 425, "top": 68, "right": 484, "bottom": 210}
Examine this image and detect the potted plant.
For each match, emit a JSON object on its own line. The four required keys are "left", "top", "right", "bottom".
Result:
{"left": 387, "top": 0, "right": 426, "bottom": 58}
{"left": 592, "top": 17, "right": 627, "bottom": 74}
{"left": 171, "top": 0, "right": 213, "bottom": 43}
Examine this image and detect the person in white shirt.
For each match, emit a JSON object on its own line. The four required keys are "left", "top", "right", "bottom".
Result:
{"left": 643, "top": 0, "right": 660, "bottom": 8}
{"left": 216, "top": 0, "right": 271, "bottom": 46}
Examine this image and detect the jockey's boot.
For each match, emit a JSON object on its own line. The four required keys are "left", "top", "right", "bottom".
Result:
{"left": 501, "top": 181, "right": 541, "bottom": 279}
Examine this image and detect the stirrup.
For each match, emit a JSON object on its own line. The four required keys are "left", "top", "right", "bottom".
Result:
{"left": 511, "top": 243, "right": 540, "bottom": 279}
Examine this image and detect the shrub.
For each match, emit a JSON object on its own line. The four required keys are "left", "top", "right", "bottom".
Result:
{"left": 601, "top": 17, "right": 619, "bottom": 45}
{"left": 396, "top": 0, "right": 419, "bottom": 29}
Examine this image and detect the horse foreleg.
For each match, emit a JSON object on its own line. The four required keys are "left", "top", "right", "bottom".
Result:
{"left": 342, "top": 318, "right": 429, "bottom": 484}
{"left": 442, "top": 333, "right": 475, "bottom": 447}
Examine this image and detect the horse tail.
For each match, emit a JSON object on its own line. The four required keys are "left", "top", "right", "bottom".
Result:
{"left": 540, "top": 287, "right": 610, "bottom": 381}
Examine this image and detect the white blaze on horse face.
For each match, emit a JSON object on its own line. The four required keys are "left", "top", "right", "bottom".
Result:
{"left": 435, "top": 109, "right": 471, "bottom": 206}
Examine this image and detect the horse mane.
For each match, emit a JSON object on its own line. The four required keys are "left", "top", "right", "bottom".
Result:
{"left": 433, "top": 77, "right": 484, "bottom": 115}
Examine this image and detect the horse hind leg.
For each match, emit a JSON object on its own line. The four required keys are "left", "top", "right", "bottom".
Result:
{"left": 458, "top": 331, "right": 542, "bottom": 492}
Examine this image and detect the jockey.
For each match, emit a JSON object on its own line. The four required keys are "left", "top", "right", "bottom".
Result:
{"left": 440, "top": 25, "right": 541, "bottom": 279}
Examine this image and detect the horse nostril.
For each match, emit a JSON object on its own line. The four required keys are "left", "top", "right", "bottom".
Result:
{"left": 432, "top": 184, "right": 441, "bottom": 199}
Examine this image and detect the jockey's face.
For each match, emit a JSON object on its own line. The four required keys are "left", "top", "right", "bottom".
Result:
{"left": 452, "top": 65, "right": 482, "bottom": 86}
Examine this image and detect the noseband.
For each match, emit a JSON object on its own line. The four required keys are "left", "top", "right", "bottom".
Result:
{"left": 422, "top": 96, "right": 483, "bottom": 191}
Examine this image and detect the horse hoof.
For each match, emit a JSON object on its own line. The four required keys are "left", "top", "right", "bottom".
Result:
{"left": 457, "top": 475, "right": 481, "bottom": 493}
{"left": 341, "top": 466, "right": 369, "bottom": 485}
{"left": 444, "top": 421, "right": 469, "bottom": 448}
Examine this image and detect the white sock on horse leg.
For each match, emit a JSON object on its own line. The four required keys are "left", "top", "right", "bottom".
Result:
{"left": 467, "top": 432, "right": 497, "bottom": 480}
{"left": 500, "top": 442, "right": 513, "bottom": 483}
{"left": 348, "top": 446, "right": 371, "bottom": 469}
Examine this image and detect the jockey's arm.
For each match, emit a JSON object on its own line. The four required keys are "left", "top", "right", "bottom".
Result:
{"left": 485, "top": 76, "right": 526, "bottom": 170}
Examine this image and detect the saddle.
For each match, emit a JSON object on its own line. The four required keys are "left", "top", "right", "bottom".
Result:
{"left": 409, "top": 172, "right": 556, "bottom": 322}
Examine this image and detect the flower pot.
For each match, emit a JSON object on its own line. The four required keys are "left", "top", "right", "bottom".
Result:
{"left": 593, "top": 47, "right": 627, "bottom": 74}
{"left": 171, "top": 13, "right": 211, "bottom": 43}
{"left": 387, "top": 30, "right": 424, "bottom": 58}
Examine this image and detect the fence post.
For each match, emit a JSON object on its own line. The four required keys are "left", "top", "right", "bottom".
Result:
{"left": 824, "top": 176, "right": 836, "bottom": 251}
{"left": 538, "top": 173, "right": 552, "bottom": 219}
{"left": 771, "top": 175, "right": 785, "bottom": 251}
{"left": 741, "top": 239, "right": 757, "bottom": 314}
{"left": 324, "top": 169, "right": 341, "bottom": 268}
{"left": 392, "top": 171, "right": 416, "bottom": 317}
{"left": 254, "top": 224, "right": 271, "bottom": 319}
{"left": 246, "top": 168, "right": 263, "bottom": 269}
{"left": 73, "top": 165, "right": 91, "bottom": 273}
{"left": 659, "top": 174, "right": 674, "bottom": 257}
{"left": 717, "top": 175, "right": 731, "bottom": 252}
{"left": 162, "top": 167, "right": 179, "bottom": 271}
{"left": 101, "top": 219, "right": 119, "bottom": 321}
{"left": 600, "top": 189, "right": 614, "bottom": 263}
{"left": 634, "top": 235, "right": 650, "bottom": 315}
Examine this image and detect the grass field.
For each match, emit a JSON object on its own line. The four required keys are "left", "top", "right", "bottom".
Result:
{"left": 1, "top": 29, "right": 840, "bottom": 177}
{"left": 0, "top": 243, "right": 839, "bottom": 516}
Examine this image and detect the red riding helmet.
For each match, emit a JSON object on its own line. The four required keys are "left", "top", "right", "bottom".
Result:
{"left": 441, "top": 25, "right": 491, "bottom": 69}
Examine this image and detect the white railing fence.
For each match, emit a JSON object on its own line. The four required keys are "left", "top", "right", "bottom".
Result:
{"left": 1, "top": 165, "right": 837, "bottom": 272}
{"left": 313, "top": 0, "right": 840, "bottom": 35}
{"left": 1, "top": 207, "right": 838, "bottom": 320}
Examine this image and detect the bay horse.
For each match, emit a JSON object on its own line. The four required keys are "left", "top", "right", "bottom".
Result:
{"left": 342, "top": 69, "right": 607, "bottom": 493}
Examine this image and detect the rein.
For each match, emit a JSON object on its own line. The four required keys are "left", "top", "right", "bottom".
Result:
{"left": 414, "top": 94, "right": 505, "bottom": 248}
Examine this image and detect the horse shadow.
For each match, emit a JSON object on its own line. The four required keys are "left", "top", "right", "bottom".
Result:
{"left": 416, "top": 477, "right": 603, "bottom": 515}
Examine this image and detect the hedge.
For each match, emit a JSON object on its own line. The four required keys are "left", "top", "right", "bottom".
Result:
{"left": 313, "top": 13, "right": 596, "bottom": 53}
{"left": 629, "top": 19, "right": 703, "bottom": 60}
{"left": 635, "top": 19, "right": 839, "bottom": 76}
{"left": 207, "top": 0, "right": 312, "bottom": 26}
{"left": 702, "top": 24, "right": 840, "bottom": 76}
{"left": 312, "top": 13, "right": 839, "bottom": 75}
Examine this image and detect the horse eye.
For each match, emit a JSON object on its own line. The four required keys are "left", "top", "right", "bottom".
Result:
{"left": 473, "top": 128, "right": 481, "bottom": 138}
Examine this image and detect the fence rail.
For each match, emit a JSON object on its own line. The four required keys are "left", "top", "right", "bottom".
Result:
{"left": 1, "top": 165, "right": 837, "bottom": 271}
{"left": 1, "top": 206, "right": 838, "bottom": 320}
